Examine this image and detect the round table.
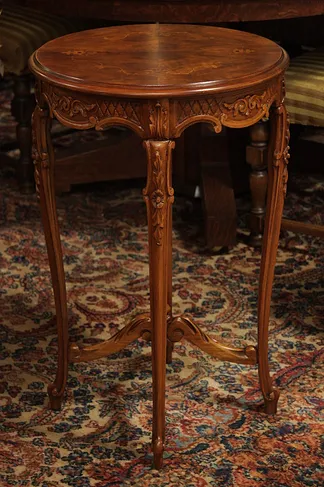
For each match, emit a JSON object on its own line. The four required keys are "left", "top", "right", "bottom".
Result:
{"left": 29, "top": 24, "right": 289, "bottom": 469}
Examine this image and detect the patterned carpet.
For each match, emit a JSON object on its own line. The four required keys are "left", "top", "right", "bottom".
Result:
{"left": 0, "top": 164, "right": 323, "bottom": 486}
{"left": 0, "top": 77, "right": 323, "bottom": 487}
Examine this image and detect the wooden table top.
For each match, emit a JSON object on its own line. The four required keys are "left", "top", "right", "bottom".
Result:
{"left": 29, "top": 24, "right": 288, "bottom": 98}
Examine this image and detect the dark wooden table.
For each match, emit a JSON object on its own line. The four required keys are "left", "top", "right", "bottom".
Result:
{"left": 16, "top": 0, "right": 324, "bottom": 23}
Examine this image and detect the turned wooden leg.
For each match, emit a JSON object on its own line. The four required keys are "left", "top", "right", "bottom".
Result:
{"left": 32, "top": 99, "right": 69, "bottom": 410}
{"left": 258, "top": 103, "right": 289, "bottom": 414}
{"left": 143, "top": 139, "right": 175, "bottom": 469}
{"left": 246, "top": 120, "right": 269, "bottom": 247}
{"left": 11, "top": 75, "right": 35, "bottom": 193}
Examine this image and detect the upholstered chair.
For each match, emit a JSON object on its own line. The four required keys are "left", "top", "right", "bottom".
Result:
{"left": 282, "top": 47, "right": 324, "bottom": 236}
{"left": 0, "top": 5, "right": 83, "bottom": 191}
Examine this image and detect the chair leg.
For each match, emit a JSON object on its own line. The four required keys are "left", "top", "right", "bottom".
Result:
{"left": 246, "top": 120, "right": 269, "bottom": 247}
{"left": 257, "top": 103, "right": 289, "bottom": 414}
{"left": 32, "top": 99, "right": 69, "bottom": 410}
{"left": 11, "top": 75, "right": 35, "bottom": 193}
{"left": 143, "top": 139, "right": 175, "bottom": 469}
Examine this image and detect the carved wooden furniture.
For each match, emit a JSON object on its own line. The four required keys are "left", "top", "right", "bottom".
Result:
{"left": 19, "top": 0, "right": 324, "bottom": 23}
{"left": 17, "top": 0, "right": 323, "bottom": 248}
{"left": 30, "top": 24, "right": 289, "bottom": 468}
{"left": 0, "top": 4, "right": 84, "bottom": 192}
{"left": 245, "top": 47, "right": 324, "bottom": 243}
{"left": 281, "top": 48, "right": 324, "bottom": 238}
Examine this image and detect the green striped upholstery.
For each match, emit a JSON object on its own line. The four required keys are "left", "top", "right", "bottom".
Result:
{"left": 286, "top": 49, "right": 324, "bottom": 127}
{"left": 0, "top": 5, "right": 82, "bottom": 75}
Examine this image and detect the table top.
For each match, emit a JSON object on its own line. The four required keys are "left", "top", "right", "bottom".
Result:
{"left": 20, "top": 0, "right": 324, "bottom": 23}
{"left": 29, "top": 24, "right": 288, "bottom": 98}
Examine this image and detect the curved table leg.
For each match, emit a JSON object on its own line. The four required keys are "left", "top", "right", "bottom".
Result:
{"left": 143, "top": 139, "right": 175, "bottom": 469}
{"left": 32, "top": 101, "right": 69, "bottom": 411}
{"left": 258, "top": 102, "right": 289, "bottom": 414}
{"left": 166, "top": 199, "right": 174, "bottom": 364}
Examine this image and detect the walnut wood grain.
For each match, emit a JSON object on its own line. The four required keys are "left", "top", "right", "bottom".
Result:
{"left": 29, "top": 24, "right": 289, "bottom": 468}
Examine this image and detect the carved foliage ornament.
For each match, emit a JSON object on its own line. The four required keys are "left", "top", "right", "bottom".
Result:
{"left": 273, "top": 103, "right": 290, "bottom": 196}
{"left": 143, "top": 141, "right": 175, "bottom": 246}
{"left": 149, "top": 101, "right": 169, "bottom": 138}
{"left": 175, "top": 87, "right": 276, "bottom": 134}
{"left": 151, "top": 151, "right": 166, "bottom": 245}
{"left": 42, "top": 83, "right": 144, "bottom": 132}
{"left": 223, "top": 92, "right": 270, "bottom": 118}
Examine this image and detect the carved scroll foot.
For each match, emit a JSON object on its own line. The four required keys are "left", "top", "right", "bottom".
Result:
{"left": 69, "top": 313, "right": 151, "bottom": 363}
{"left": 169, "top": 315, "right": 257, "bottom": 365}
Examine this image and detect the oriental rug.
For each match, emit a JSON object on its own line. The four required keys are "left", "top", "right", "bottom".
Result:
{"left": 0, "top": 168, "right": 323, "bottom": 487}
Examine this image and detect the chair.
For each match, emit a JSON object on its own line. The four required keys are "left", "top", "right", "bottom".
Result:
{"left": 281, "top": 47, "right": 324, "bottom": 237}
{"left": 0, "top": 4, "right": 83, "bottom": 191}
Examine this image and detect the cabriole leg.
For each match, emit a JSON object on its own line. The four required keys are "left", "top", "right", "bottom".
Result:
{"left": 32, "top": 96, "right": 69, "bottom": 410}
{"left": 257, "top": 102, "right": 289, "bottom": 414}
{"left": 143, "top": 139, "right": 175, "bottom": 469}
{"left": 166, "top": 199, "right": 174, "bottom": 364}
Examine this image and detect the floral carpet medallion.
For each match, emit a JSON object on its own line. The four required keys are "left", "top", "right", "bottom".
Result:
{"left": 0, "top": 169, "right": 323, "bottom": 486}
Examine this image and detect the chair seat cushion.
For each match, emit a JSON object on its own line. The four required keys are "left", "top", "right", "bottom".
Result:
{"left": 0, "top": 5, "right": 83, "bottom": 75}
{"left": 286, "top": 48, "right": 324, "bottom": 127}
